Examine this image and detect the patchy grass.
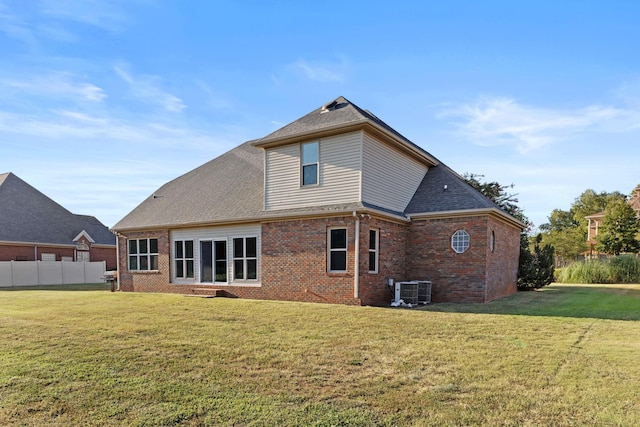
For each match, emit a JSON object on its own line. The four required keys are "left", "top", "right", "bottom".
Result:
{"left": 1, "top": 284, "right": 640, "bottom": 426}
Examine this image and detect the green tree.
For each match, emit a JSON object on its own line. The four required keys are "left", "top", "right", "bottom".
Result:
{"left": 571, "top": 189, "right": 626, "bottom": 229}
{"left": 596, "top": 198, "right": 640, "bottom": 255}
{"left": 539, "top": 209, "right": 587, "bottom": 262}
{"left": 462, "top": 173, "right": 529, "bottom": 226}
{"left": 518, "top": 234, "right": 555, "bottom": 290}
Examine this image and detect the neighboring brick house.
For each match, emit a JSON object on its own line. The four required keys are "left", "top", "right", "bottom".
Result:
{"left": 586, "top": 185, "right": 640, "bottom": 255}
{"left": 112, "top": 97, "right": 523, "bottom": 305}
{"left": 0, "top": 172, "right": 117, "bottom": 270}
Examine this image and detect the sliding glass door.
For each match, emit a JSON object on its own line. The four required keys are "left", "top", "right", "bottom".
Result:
{"left": 200, "top": 240, "right": 227, "bottom": 283}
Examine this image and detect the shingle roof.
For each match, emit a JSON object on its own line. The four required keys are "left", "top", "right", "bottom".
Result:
{"left": 405, "top": 164, "right": 502, "bottom": 214}
{"left": 113, "top": 96, "right": 521, "bottom": 231}
{"left": 112, "top": 141, "right": 265, "bottom": 230}
{"left": 0, "top": 172, "right": 115, "bottom": 246}
{"left": 255, "top": 96, "right": 438, "bottom": 166}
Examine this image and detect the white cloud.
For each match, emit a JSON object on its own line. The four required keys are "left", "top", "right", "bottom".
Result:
{"left": 439, "top": 96, "right": 631, "bottom": 153}
{"left": 38, "top": 0, "right": 131, "bottom": 33}
{"left": 1, "top": 72, "right": 106, "bottom": 102}
{"left": 114, "top": 65, "right": 185, "bottom": 112}
{"left": 290, "top": 57, "right": 350, "bottom": 83}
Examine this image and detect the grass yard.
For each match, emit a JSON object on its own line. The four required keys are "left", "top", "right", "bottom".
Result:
{"left": 1, "top": 283, "right": 639, "bottom": 426}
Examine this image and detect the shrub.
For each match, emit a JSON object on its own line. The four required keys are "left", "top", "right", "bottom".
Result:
{"left": 556, "top": 255, "right": 640, "bottom": 284}
{"left": 609, "top": 255, "right": 640, "bottom": 283}
{"left": 518, "top": 234, "right": 555, "bottom": 290}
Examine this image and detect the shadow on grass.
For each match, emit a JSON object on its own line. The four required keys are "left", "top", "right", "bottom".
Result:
{"left": 0, "top": 283, "right": 110, "bottom": 292}
{"left": 418, "top": 283, "right": 640, "bottom": 321}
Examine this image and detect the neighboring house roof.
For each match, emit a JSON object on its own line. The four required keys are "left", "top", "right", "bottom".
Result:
{"left": 113, "top": 97, "right": 522, "bottom": 231}
{"left": 0, "top": 172, "right": 115, "bottom": 246}
{"left": 585, "top": 211, "right": 605, "bottom": 220}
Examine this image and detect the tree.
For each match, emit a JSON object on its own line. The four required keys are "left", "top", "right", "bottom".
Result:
{"left": 571, "top": 189, "right": 626, "bottom": 229}
{"left": 518, "top": 234, "right": 555, "bottom": 290}
{"left": 462, "top": 173, "right": 529, "bottom": 226}
{"left": 539, "top": 209, "right": 586, "bottom": 262}
{"left": 596, "top": 198, "right": 640, "bottom": 255}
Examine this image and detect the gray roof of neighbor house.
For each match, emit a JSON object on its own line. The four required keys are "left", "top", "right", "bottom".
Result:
{"left": 0, "top": 172, "right": 116, "bottom": 246}
{"left": 113, "top": 96, "right": 520, "bottom": 231}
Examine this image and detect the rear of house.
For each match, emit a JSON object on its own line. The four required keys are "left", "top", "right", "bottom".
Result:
{"left": 112, "top": 97, "right": 522, "bottom": 305}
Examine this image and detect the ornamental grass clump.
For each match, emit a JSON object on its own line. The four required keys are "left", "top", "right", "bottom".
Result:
{"left": 556, "top": 255, "right": 640, "bottom": 284}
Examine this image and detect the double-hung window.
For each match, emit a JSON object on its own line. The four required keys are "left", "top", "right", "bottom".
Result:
{"left": 175, "top": 240, "right": 194, "bottom": 278}
{"left": 128, "top": 238, "right": 158, "bottom": 271}
{"left": 328, "top": 228, "right": 347, "bottom": 272}
{"left": 301, "top": 142, "right": 319, "bottom": 186}
{"left": 368, "top": 229, "right": 379, "bottom": 273}
{"left": 233, "top": 237, "right": 258, "bottom": 280}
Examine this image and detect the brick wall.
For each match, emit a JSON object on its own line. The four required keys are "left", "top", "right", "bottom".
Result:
{"left": 0, "top": 244, "right": 81, "bottom": 262}
{"left": 260, "top": 216, "right": 359, "bottom": 305}
{"left": 116, "top": 214, "right": 519, "bottom": 305}
{"left": 117, "top": 229, "right": 171, "bottom": 292}
{"left": 407, "top": 216, "right": 488, "bottom": 303}
{"left": 406, "top": 215, "right": 519, "bottom": 303}
{"left": 485, "top": 217, "right": 520, "bottom": 301}
{"left": 357, "top": 216, "right": 407, "bottom": 306}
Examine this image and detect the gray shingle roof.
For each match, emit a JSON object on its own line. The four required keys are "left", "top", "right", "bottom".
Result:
{"left": 113, "top": 96, "right": 520, "bottom": 231}
{"left": 0, "top": 172, "right": 116, "bottom": 246}
{"left": 255, "top": 96, "right": 438, "bottom": 166}
{"left": 405, "top": 164, "right": 502, "bottom": 214}
{"left": 112, "top": 141, "right": 265, "bottom": 230}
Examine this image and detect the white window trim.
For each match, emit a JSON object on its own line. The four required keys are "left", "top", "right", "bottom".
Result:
{"left": 174, "top": 240, "right": 195, "bottom": 280}
{"left": 232, "top": 236, "right": 259, "bottom": 282}
{"left": 368, "top": 228, "right": 379, "bottom": 274}
{"left": 328, "top": 227, "right": 348, "bottom": 273}
{"left": 301, "top": 141, "right": 319, "bottom": 187}
{"left": 451, "top": 230, "right": 470, "bottom": 254}
{"left": 128, "top": 238, "right": 159, "bottom": 271}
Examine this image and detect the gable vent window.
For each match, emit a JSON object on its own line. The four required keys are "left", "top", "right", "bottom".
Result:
{"left": 451, "top": 230, "right": 470, "bottom": 254}
{"left": 301, "top": 141, "right": 319, "bottom": 186}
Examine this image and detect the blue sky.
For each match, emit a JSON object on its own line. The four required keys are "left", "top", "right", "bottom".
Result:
{"left": 1, "top": 0, "right": 639, "bottom": 229}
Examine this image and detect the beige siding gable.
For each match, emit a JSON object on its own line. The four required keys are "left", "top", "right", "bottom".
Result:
{"left": 265, "top": 131, "right": 362, "bottom": 210}
{"left": 361, "top": 133, "right": 428, "bottom": 213}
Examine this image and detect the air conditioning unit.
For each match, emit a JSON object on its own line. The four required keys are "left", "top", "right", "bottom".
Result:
{"left": 394, "top": 281, "right": 432, "bottom": 305}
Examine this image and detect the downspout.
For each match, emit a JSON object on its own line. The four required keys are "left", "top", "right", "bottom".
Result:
{"left": 353, "top": 211, "right": 360, "bottom": 299}
{"left": 115, "top": 233, "right": 121, "bottom": 290}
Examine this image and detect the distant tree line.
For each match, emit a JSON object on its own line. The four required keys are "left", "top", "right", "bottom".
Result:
{"left": 539, "top": 186, "right": 640, "bottom": 262}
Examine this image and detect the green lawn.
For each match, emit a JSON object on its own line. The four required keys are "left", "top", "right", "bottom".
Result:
{"left": 1, "top": 283, "right": 639, "bottom": 426}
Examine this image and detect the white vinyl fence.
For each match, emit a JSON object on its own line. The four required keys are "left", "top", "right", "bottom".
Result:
{"left": 0, "top": 261, "right": 106, "bottom": 287}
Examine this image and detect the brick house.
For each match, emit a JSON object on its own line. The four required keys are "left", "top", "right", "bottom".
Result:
{"left": 0, "top": 172, "right": 117, "bottom": 270}
{"left": 586, "top": 185, "right": 640, "bottom": 255}
{"left": 112, "top": 97, "right": 523, "bottom": 305}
